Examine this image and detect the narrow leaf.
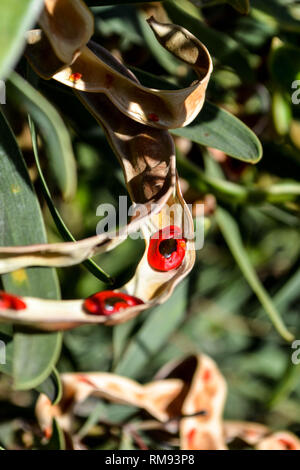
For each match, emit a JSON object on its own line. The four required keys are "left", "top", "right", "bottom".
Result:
{"left": 252, "top": 0, "right": 300, "bottom": 33}
{"left": 7, "top": 72, "right": 77, "bottom": 200}
{"left": 216, "top": 207, "right": 294, "bottom": 342}
{"left": 172, "top": 101, "right": 263, "bottom": 163}
{"left": 0, "top": 109, "right": 62, "bottom": 389}
{"left": 29, "top": 117, "right": 112, "bottom": 284}
{"left": 13, "top": 332, "right": 62, "bottom": 391}
{"left": 42, "top": 419, "right": 65, "bottom": 450}
{"left": 114, "top": 281, "right": 188, "bottom": 379}
{"left": 0, "top": 0, "right": 44, "bottom": 80}
{"left": 36, "top": 368, "right": 63, "bottom": 405}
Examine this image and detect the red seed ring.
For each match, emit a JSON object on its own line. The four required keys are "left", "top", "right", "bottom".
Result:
{"left": 69, "top": 72, "right": 82, "bottom": 82}
{"left": 0, "top": 291, "right": 26, "bottom": 311}
{"left": 83, "top": 291, "right": 143, "bottom": 316}
{"left": 147, "top": 225, "right": 186, "bottom": 272}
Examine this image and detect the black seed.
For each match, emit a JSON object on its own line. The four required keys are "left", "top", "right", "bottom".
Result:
{"left": 158, "top": 238, "right": 178, "bottom": 258}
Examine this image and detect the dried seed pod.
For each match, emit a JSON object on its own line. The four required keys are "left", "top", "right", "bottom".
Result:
{"left": 35, "top": 354, "right": 300, "bottom": 450}
{"left": 36, "top": 371, "right": 185, "bottom": 436}
{"left": 255, "top": 432, "right": 300, "bottom": 450}
{"left": 39, "top": 0, "right": 94, "bottom": 66}
{"left": 26, "top": 0, "right": 94, "bottom": 80}
{"left": 26, "top": 15, "right": 212, "bottom": 129}
{"left": 0, "top": 52, "right": 196, "bottom": 329}
{"left": 224, "top": 421, "right": 269, "bottom": 447}
{"left": 52, "top": 17, "right": 212, "bottom": 129}
{"left": 161, "top": 355, "right": 227, "bottom": 450}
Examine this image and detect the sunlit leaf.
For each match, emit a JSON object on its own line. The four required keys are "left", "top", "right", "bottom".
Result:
{"left": 0, "top": 0, "right": 43, "bottom": 80}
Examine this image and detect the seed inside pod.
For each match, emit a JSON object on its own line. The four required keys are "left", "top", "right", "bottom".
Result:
{"left": 147, "top": 225, "right": 186, "bottom": 272}
{"left": 69, "top": 72, "right": 82, "bottom": 82}
{"left": 0, "top": 291, "right": 26, "bottom": 311}
{"left": 83, "top": 291, "right": 144, "bottom": 316}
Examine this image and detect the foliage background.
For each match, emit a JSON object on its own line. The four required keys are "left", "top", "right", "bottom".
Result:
{"left": 0, "top": 0, "right": 300, "bottom": 449}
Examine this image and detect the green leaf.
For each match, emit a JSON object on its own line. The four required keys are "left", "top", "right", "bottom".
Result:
{"left": 0, "top": 0, "right": 44, "bottom": 80}
{"left": 0, "top": 109, "right": 62, "bottom": 390}
{"left": 114, "top": 281, "right": 188, "bottom": 379}
{"left": 113, "top": 318, "right": 138, "bottom": 368}
{"left": 165, "top": 0, "right": 255, "bottom": 83}
{"left": 0, "top": 109, "right": 60, "bottom": 299}
{"left": 226, "top": 0, "right": 250, "bottom": 14}
{"left": 7, "top": 72, "right": 77, "bottom": 200}
{"left": 215, "top": 207, "right": 294, "bottom": 342}
{"left": 36, "top": 368, "right": 62, "bottom": 405}
{"left": 76, "top": 402, "right": 107, "bottom": 440}
{"left": 269, "top": 42, "right": 300, "bottom": 92}
{"left": 271, "top": 91, "right": 292, "bottom": 136}
{"left": 119, "top": 432, "right": 135, "bottom": 450}
{"left": 13, "top": 332, "right": 62, "bottom": 391}
{"left": 172, "top": 101, "right": 263, "bottom": 163}
{"left": 252, "top": 0, "right": 300, "bottom": 33}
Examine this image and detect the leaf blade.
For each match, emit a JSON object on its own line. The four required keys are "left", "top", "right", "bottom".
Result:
{"left": 215, "top": 207, "right": 294, "bottom": 342}
{"left": 7, "top": 72, "right": 77, "bottom": 200}
{"left": 172, "top": 101, "right": 263, "bottom": 163}
{"left": 114, "top": 281, "right": 188, "bottom": 379}
{"left": 0, "top": 109, "right": 62, "bottom": 390}
{"left": 0, "top": 0, "right": 44, "bottom": 80}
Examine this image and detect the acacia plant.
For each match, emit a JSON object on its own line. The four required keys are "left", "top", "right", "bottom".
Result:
{"left": 0, "top": 0, "right": 300, "bottom": 451}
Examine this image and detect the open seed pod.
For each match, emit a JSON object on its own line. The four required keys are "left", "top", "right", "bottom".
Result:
{"left": 35, "top": 355, "right": 218, "bottom": 440}
{"left": 27, "top": 0, "right": 94, "bottom": 79}
{"left": 155, "top": 355, "right": 227, "bottom": 450}
{"left": 28, "top": 0, "right": 94, "bottom": 80}
{"left": 35, "top": 354, "right": 300, "bottom": 450}
{"left": 0, "top": 173, "right": 194, "bottom": 329}
{"left": 224, "top": 421, "right": 269, "bottom": 447}
{"left": 0, "top": 94, "right": 176, "bottom": 274}
{"left": 27, "top": 15, "right": 212, "bottom": 129}
{"left": 224, "top": 422, "right": 300, "bottom": 450}
{"left": 0, "top": 100, "right": 194, "bottom": 329}
{"left": 36, "top": 373, "right": 184, "bottom": 438}
{"left": 0, "top": 33, "right": 198, "bottom": 329}
{"left": 255, "top": 431, "right": 300, "bottom": 450}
